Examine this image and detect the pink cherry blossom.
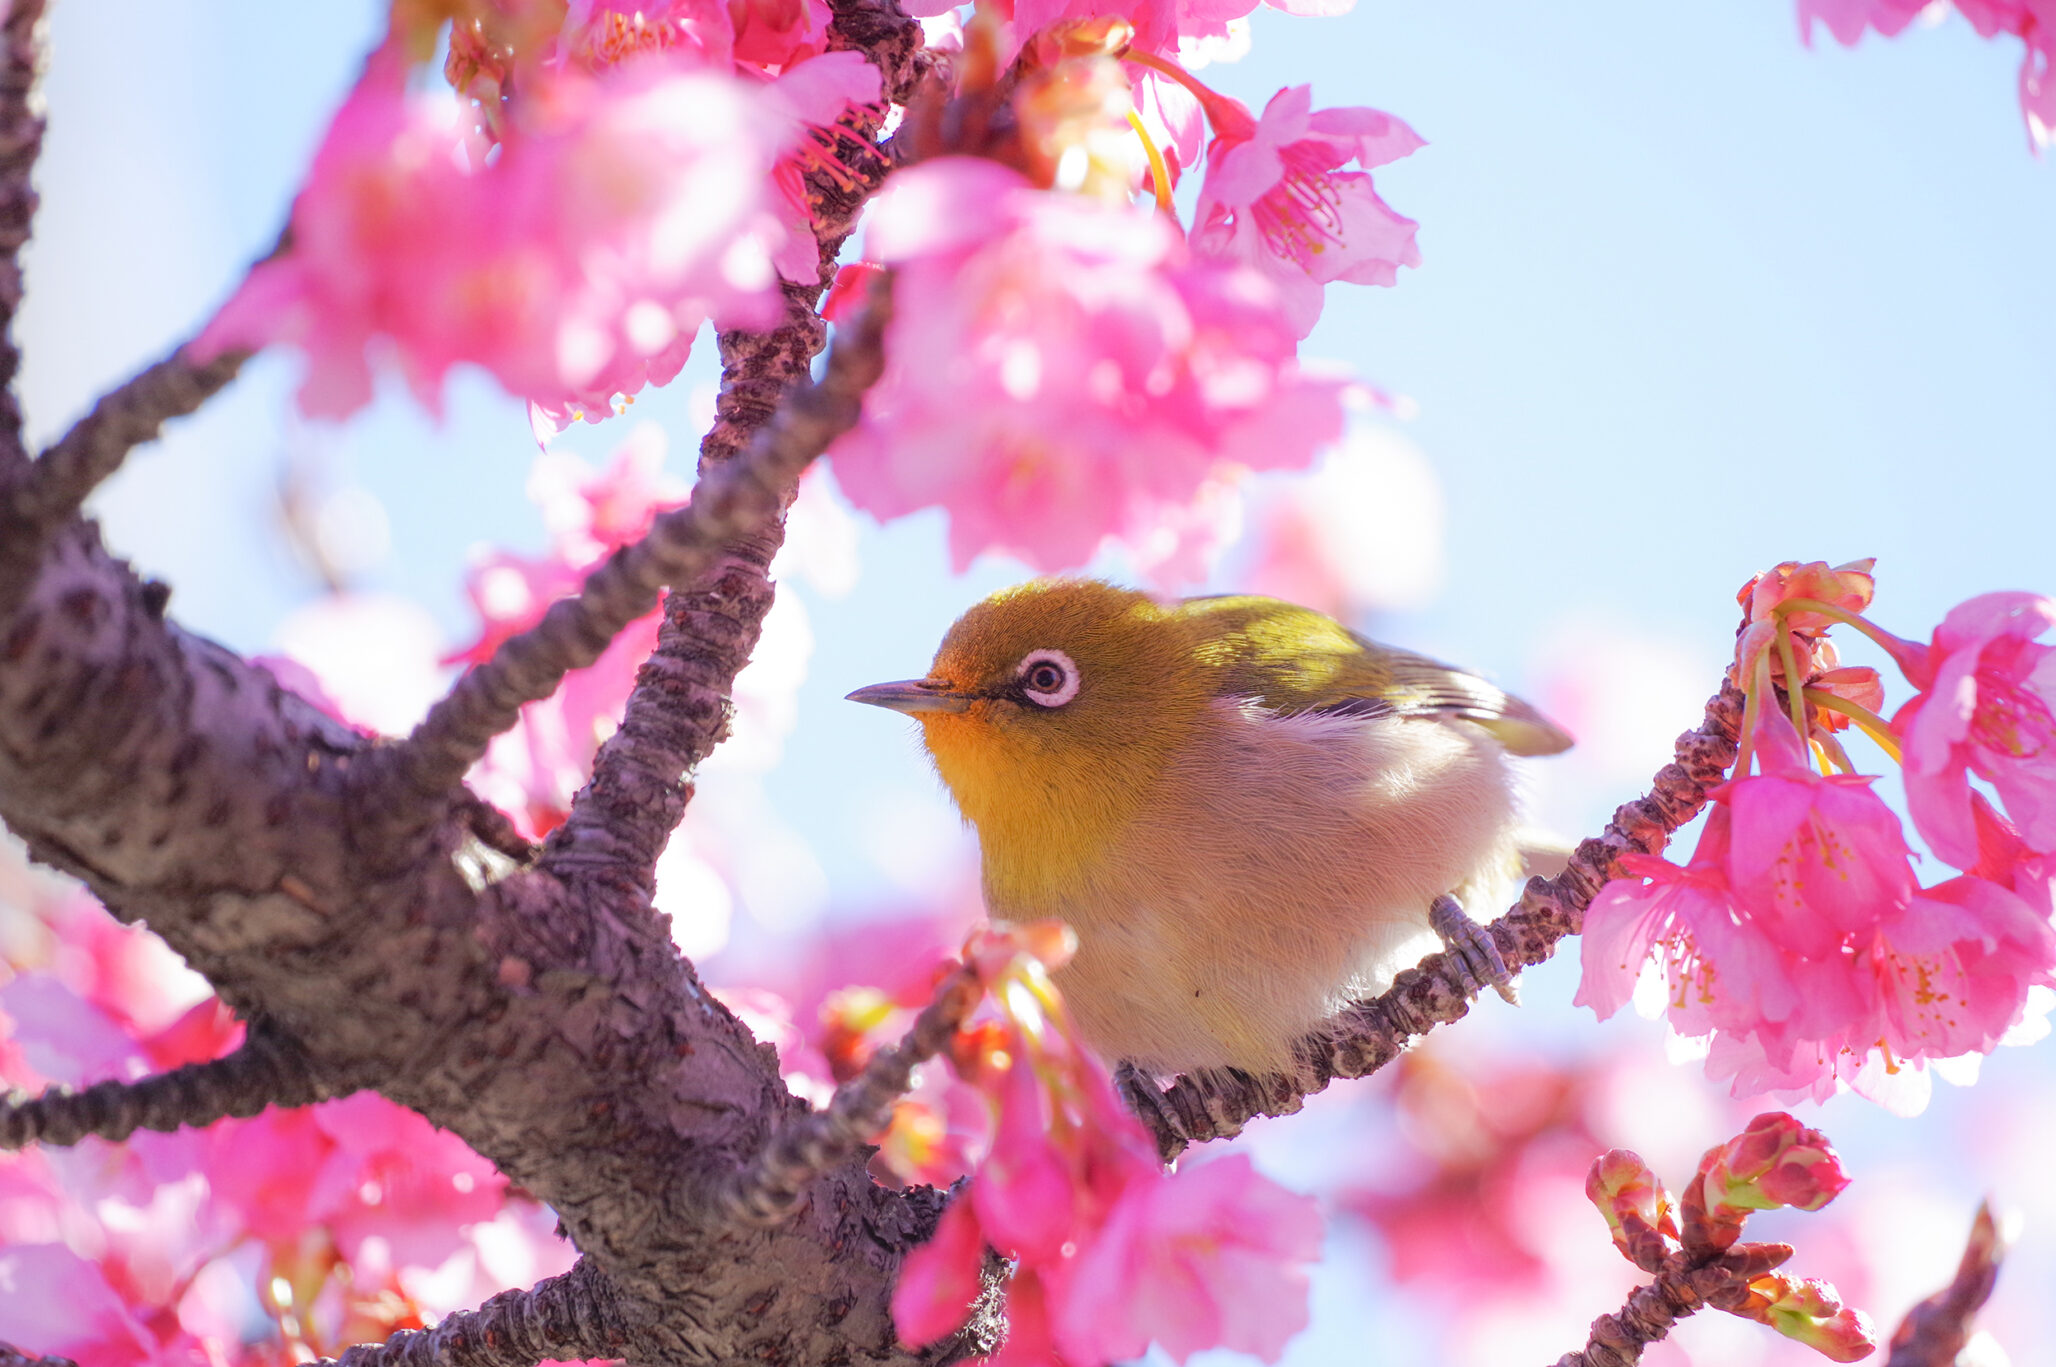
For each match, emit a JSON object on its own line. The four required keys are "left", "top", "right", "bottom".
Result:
{"left": 197, "top": 46, "right": 792, "bottom": 429}
{"left": 559, "top": 0, "right": 738, "bottom": 72}
{"left": 1893, "top": 592, "right": 2056, "bottom": 867}
{"left": 1192, "top": 84, "right": 1422, "bottom": 337}
{"left": 1720, "top": 710, "right": 1916, "bottom": 963}
{"left": 830, "top": 158, "right": 1346, "bottom": 574}
{"left": 1580, "top": 705, "right": 2056, "bottom": 1111}
{"left": 1054, "top": 1154, "right": 1324, "bottom": 1365}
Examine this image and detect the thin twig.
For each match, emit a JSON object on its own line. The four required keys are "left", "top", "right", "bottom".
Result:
{"left": 1886, "top": 1201, "right": 2011, "bottom": 1367}
{"left": 304, "top": 1262, "right": 630, "bottom": 1367}
{"left": 715, "top": 961, "right": 983, "bottom": 1225}
{"left": 1555, "top": 1243, "right": 1793, "bottom": 1367}
{"left": 1122, "top": 678, "right": 1746, "bottom": 1161}
{"left": 6, "top": 345, "right": 250, "bottom": 529}
{"left": 381, "top": 274, "right": 895, "bottom": 814}
{"left": 0, "top": 1021, "right": 333, "bottom": 1149}
{"left": 0, "top": 0, "right": 48, "bottom": 456}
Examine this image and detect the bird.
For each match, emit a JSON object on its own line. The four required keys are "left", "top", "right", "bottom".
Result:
{"left": 847, "top": 578, "right": 1573, "bottom": 1077}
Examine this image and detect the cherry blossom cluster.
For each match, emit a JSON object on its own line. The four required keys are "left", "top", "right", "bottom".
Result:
{"left": 891, "top": 923, "right": 1324, "bottom": 1366}
{"left": 195, "top": 0, "right": 1425, "bottom": 581}
{"left": 0, "top": 885, "right": 579, "bottom": 1365}
{"left": 1799, "top": 0, "right": 2055, "bottom": 148}
{"left": 1579, "top": 560, "right": 2056, "bottom": 1113}
{"left": 1586, "top": 1113, "right": 1875, "bottom": 1361}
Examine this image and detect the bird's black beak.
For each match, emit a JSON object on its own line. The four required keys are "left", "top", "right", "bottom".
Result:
{"left": 845, "top": 679, "right": 977, "bottom": 715}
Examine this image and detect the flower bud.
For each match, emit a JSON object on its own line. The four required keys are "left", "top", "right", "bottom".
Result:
{"left": 1702, "top": 1113, "right": 1851, "bottom": 1217}
{"left": 1585, "top": 1150, "right": 1677, "bottom": 1272}
{"left": 1726, "top": 1273, "right": 1878, "bottom": 1362}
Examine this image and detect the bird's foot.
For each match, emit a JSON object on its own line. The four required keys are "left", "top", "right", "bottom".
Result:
{"left": 1429, "top": 893, "right": 1519, "bottom": 1006}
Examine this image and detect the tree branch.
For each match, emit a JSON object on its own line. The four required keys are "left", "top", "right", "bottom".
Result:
{"left": 0, "top": 1021, "right": 333, "bottom": 1149}
{"left": 1, "top": 344, "right": 249, "bottom": 546}
{"left": 0, "top": 0, "right": 47, "bottom": 458}
{"left": 716, "top": 962, "right": 982, "bottom": 1225}
{"left": 307, "top": 1260, "right": 634, "bottom": 1367}
{"left": 1554, "top": 1243, "right": 1793, "bottom": 1367}
{"left": 379, "top": 272, "right": 894, "bottom": 829}
{"left": 542, "top": 61, "right": 910, "bottom": 891}
{"left": 1886, "top": 1201, "right": 2010, "bottom": 1367}
{"left": 1121, "top": 678, "right": 1746, "bottom": 1161}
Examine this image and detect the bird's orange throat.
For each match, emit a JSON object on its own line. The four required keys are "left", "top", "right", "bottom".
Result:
{"left": 918, "top": 706, "right": 1184, "bottom": 912}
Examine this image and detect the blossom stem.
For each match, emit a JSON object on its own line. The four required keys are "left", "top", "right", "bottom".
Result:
{"left": 1120, "top": 50, "right": 1259, "bottom": 140}
{"left": 1802, "top": 689, "right": 1904, "bottom": 764}
{"left": 1775, "top": 622, "right": 1812, "bottom": 770}
{"left": 1127, "top": 109, "right": 1177, "bottom": 214}
{"left": 1778, "top": 597, "right": 1923, "bottom": 673}
{"left": 1735, "top": 651, "right": 1775, "bottom": 779}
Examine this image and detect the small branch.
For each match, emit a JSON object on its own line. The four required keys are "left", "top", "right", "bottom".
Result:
{"left": 0, "top": 1022, "right": 333, "bottom": 1149}
{"left": 715, "top": 962, "right": 982, "bottom": 1225}
{"left": 1555, "top": 1243, "right": 1793, "bottom": 1367}
{"left": 0, "top": 0, "right": 48, "bottom": 456}
{"left": 381, "top": 274, "right": 895, "bottom": 818}
{"left": 0, "top": 1344, "right": 76, "bottom": 1367}
{"left": 0, "top": 345, "right": 251, "bottom": 612}
{"left": 1123, "top": 678, "right": 1746, "bottom": 1161}
{"left": 306, "top": 1261, "right": 632, "bottom": 1367}
{"left": 1886, "top": 1201, "right": 2011, "bottom": 1367}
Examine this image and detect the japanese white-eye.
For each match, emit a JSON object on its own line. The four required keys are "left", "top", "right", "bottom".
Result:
{"left": 849, "top": 579, "right": 1573, "bottom": 1075}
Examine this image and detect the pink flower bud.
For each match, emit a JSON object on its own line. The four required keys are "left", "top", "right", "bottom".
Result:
{"left": 1727, "top": 1273, "right": 1878, "bottom": 1363}
{"left": 1699, "top": 1113, "right": 1852, "bottom": 1221}
{"left": 1585, "top": 1150, "right": 1677, "bottom": 1272}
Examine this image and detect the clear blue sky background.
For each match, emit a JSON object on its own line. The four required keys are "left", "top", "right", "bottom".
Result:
{"left": 18, "top": 2, "right": 2056, "bottom": 1362}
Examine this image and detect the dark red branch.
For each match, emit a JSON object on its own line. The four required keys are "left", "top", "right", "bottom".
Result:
{"left": 1122, "top": 679, "right": 1746, "bottom": 1161}
{"left": 1887, "top": 1201, "right": 2010, "bottom": 1367}
{"left": 381, "top": 274, "right": 893, "bottom": 830}
{"left": 307, "top": 1261, "right": 634, "bottom": 1367}
{"left": 0, "top": 1021, "right": 333, "bottom": 1149}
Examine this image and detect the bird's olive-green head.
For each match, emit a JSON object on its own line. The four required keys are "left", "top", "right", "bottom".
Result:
{"left": 848, "top": 581, "right": 1216, "bottom": 884}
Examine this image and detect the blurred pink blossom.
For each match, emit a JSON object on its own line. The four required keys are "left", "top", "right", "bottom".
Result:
{"left": 1798, "top": 0, "right": 2056, "bottom": 147}
{"left": 830, "top": 158, "right": 1345, "bottom": 574}
{"left": 1892, "top": 592, "right": 2056, "bottom": 867}
{"left": 1055, "top": 1154, "right": 1323, "bottom": 1365}
{"left": 1191, "top": 84, "right": 1422, "bottom": 337}
{"left": 890, "top": 930, "right": 1321, "bottom": 1364}
{"left": 197, "top": 46, "right": 793, "bottom": 430}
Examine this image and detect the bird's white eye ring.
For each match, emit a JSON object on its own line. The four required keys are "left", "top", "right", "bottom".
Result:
{"left": 1018, "top": 649, "right": 1080, "bottom": 708}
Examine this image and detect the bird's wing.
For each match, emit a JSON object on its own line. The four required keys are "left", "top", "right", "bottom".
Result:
{"left": 1175, "top": 595, "right": 1574, "bottom": 757}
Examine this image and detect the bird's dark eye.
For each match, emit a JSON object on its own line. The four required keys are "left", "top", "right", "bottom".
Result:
{"left": 1018, "top": 648, "right": 1080, "bottom": 708}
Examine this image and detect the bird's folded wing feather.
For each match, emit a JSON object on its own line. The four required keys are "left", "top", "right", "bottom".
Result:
{"left": 1176, "top": 595, "right": 1574, "bottom": 757}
